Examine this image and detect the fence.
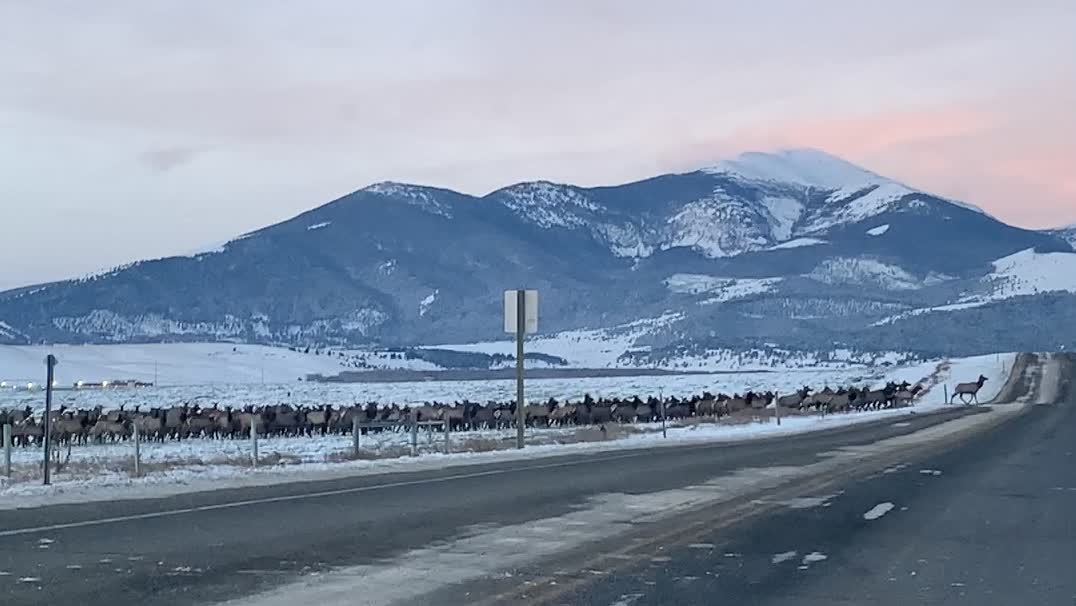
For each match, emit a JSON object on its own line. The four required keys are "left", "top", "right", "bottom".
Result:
{"left": 354, "top": 418, "right": 450, "bottom": 458}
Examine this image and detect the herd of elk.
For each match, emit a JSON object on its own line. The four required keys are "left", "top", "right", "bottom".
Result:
{"left": 0, "top": 377, "right": 942, "bottom": 448}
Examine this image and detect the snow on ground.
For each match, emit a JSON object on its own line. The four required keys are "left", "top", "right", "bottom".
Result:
{"left": 418, "top": 290, "right": 438, "bottom": 317}
{"left": 0, "top": 321, "right": 25, "bottom": 340}
{"left": 663, "top": 194, "right": 771, "bottom": 258}
{"left": 0, "top": 343, "right": 351, "bottom": 387}
{"left": 1, "top": 364, "right": 876, "bottom": 412}
{"left": 760, "top": 197, "right": 803, "bottom": 241}
{"left": 705, "top": 149, "right": 887, "bottom": 191}
{"left": 664, "top": 274, "right": 783, "bottom": 302}
{"left": 807, "top": 257, "right": 920, "bottom": 290}
{"left": 873, "top": 249, "right": 1076, "bottom": 325}
{"left": 306, "top": 221, "right": 331, "bottom": 231}
{"left": 867, "top": 224, "right": 890, "bottom": 236}
{"left": 978, "top": 248, "right": 1076, "bottom": 301}
{"left": 698, "top": 278, "right": 785, "bottom": 304}
{"left": 425, "top": 313, "right": 682, "bottom": 369}
{"left": 0, "top": 353, "right": 1016, "bottom": 506}
{"left": 803, "top": 183, "right": 912, "bottom": 233}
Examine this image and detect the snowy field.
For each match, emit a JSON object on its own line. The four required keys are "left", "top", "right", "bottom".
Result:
{"left": 0, "top": 353, "right": 1016, "bottom": 505}
{"left": 0, "top": 342, "right": 352, "bottom": 387}
{"left": 0, "top": 339, "right": 922, "bottom": 396}
{"left": 0, "top": 352, "right": 1011, "bottom": 412}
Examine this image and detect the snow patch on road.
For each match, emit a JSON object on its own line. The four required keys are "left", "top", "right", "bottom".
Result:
{"left": 609, "top": 594, "right": 645, "bottom": 606}
{"left": 772, "top": 551, "right": 798, "bottom": 564}
{"left": 775, "top": 495, "right": 836, "bottom": 509}
{"left": 769, "top": 237, "right": 826, "bottom": 250}
{"left": 220, "top": 465, "right": 825, "bottom": 606}
{"left": 863, "top": 502, "right": 895, "bottom": 520}
{"left": 802, "top": 552, "right": 828, "bottom": 564}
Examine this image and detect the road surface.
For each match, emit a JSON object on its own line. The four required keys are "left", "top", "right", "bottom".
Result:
{"left": 0, "top": 354, "right": 1064, "bottom": 606}
{"left": 439, "top": 353, "right": 1075, "bottom": 606}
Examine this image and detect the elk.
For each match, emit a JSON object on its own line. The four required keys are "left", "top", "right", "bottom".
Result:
{"left": 951, "top": 375, "right": 988, "bottom": 404}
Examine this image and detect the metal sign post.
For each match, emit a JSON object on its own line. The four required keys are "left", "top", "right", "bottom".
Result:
{"left": 3, "top": 424, "right": 11, "bottom": 478}
{"left": 505, "top": 289, "right": 537, "bottom": 450}
{"left": 250, "top": 418, "right": 258, "bottom": 468}
{"left": 352, "top": 415, "right": 361, "bottom": 456}
{"left": 515, "top": 290, "right": 526, "bottom": 449}
{"left": 133, "top": 423, "right": 142, "bottom": 477}
{"left": 42, "top": 354, "right": 58, "bottom": 486}
{"left": 660, "top": 389, "right": 667, "bottom": 439}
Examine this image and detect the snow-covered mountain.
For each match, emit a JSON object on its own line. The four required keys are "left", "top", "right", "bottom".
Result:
{"left": 1, "top": 149, "right": 1073, "bottom": 357}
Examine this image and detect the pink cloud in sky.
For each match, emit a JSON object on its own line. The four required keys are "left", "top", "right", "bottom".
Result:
{"left": 669, "top": 89, "right": 1075, "bottom": 229}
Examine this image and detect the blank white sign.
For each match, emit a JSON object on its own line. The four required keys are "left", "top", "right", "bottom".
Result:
{"left": 504, "top": 289, "right": 538, "bottom": 334}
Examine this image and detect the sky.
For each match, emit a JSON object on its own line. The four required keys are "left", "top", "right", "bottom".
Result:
{"left": 2, "top": 0, "right": 1074, "bottom": 290}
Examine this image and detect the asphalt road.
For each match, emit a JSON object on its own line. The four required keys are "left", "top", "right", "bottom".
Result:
{"left": 0, "top": 357, "right": 1051, "bottom": 606}
{"left": 459, "top": 353, "right": 1073, "bottom": 606}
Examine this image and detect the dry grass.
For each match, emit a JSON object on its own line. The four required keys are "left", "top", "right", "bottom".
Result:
{"left": 0, "top": 411, "right": 823, "bottom": 488}
{"left": 324, "top": 445, "right": 413, "bottom": 462}
{"left": 1, "top": 452, "right": 312, "bottom": 483}
{"left": 452, "top": 436, "right": 507, "bottom": 453}
{"left": 557, "top": 423, "right": 642, "bottom": 443}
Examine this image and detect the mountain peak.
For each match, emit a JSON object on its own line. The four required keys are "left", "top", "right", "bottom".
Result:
{"left": 357, "top": 181, "right": 457, "bottom": 217}
{"left": 361, "top": 181, "right": 425, "bottom": 195}
{"left": 703, "top": 148, "right": 891, "bottom": 191}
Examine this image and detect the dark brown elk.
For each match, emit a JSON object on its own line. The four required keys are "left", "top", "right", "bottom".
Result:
{"left": 634, "top": 399, "right": 656, "bottom": 422}
{"left": 524, "top": 401, "right": 556, "bottom": 427}
{"left": 12, "top": 417, "right": 43, "bottom": 446}
{"left": 725, "top": 394, "right": 748, "bottom": 414}
{"left": 89, "top": 418, "right": 128, "bottom": 443}
{"left": 549, "top": 404, "right": 577, "bottom": 427}
{"left": 610, "top": 402, "right": 637, "bottom": 424}
{"left": 185, "top": 408, "right": 218, "bottom": 438}
{"left": 777, "top": 387, "right": 810, "bottom": 409}
{"left": 587, "top": 403, "right": 613, "bottom": 425}
{"left": 303, "top": 405, "right": 332, "bottom": 435}
{"left": 890, "top": 385, "right": 923, "bottom": 407}
{"left": 663, "top": 397, "right": 692, "bottom": 419}
{"left": 50, "top": 410, "right": 89, "bottom": 445}
{"left": 694, "top": 397, "right": 718, "bottom": 417}
{"left": 951, "top": 375, "right": 988, "bottom": 404}
{"left": 825, "top": 391, "right": 851, "bottom": 413}
{"left": 132, "top": 413, "right": 165, "bottom": 441}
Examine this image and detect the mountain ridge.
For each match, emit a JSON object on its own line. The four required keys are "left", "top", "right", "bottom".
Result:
{"left": 2, "top": 149, "right": 1073, "bottom": 356}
